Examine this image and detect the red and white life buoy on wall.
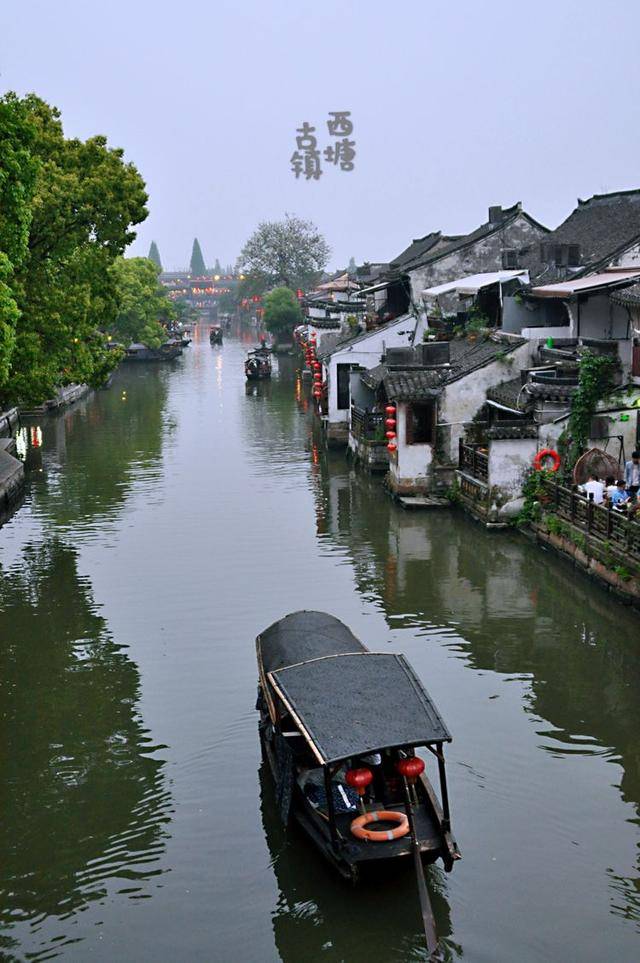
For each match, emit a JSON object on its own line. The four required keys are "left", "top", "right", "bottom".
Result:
{"left": 533, "top": 448, "right": 561, "bottom": 472}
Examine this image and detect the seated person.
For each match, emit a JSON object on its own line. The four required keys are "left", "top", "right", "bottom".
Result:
{"left": 610, "top": 481, "right": 630, "bottom": 509}
{"left": 604, "top": 476, "right": 617, "bottom": 500}
{"left": 581, "top": 474, "right": 605, "bottom": 504}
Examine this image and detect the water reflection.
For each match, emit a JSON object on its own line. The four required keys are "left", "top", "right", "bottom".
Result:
{"left": 309, "top": 448, "right": 640, "bottom": 932}
{"left": 259, "top": 761, "right": 459, "bottom": 963}
{"left": 0, "top": 540, "right": 171, "bottom": 959}
{"left": 22, "top": 366, "right": 170, "bottom": 529}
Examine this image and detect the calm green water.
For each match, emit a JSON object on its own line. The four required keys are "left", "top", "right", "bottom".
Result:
{"left": 1, "top": 329, "right": 639, "bottom": 962}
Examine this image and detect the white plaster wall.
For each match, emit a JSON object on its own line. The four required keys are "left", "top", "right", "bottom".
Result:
{"left": 521, "top": 326, "right": 572, "bottom": 340}
{"left": 407, "top": 212, "right": 547, "bottom": 312}
{"left": 307, "top": 322, "right": 341, "bottom": 353}
{"left": 609, "top": 241, "right": 640, "bottom": 269}
{"left": 326, "top": 315, "right": 418, "bottom": 423}
{"left": 488, "top": 437, "right": 538, "bottom": 499}
{"left": 439, "top": 340, "right": 536, "bottom": 459}
{"left": 578, "top": 294, "right": 630, "bottom": 340}
{"left": 539, "top": 408, "right": 638, "bottom": 466}
{"left": 389, "top": 403, "right": 433, "bottom": 488}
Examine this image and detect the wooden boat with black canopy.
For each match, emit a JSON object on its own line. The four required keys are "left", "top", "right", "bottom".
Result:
{"left": 256, "top": 611, "right": 460, "bottom": 955}
{"left": 245, "top": 347, "right": 271, "bottom": 380}
{"left": 209, "top": 325, "right": 223, "bottom": 345}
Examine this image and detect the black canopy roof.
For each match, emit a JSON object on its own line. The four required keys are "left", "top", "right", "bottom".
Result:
{"left": 257, "top": 611, "right": 366, "bottom": 676}
{"left": 269, "top": 651, "right": 451, "bottom": 764}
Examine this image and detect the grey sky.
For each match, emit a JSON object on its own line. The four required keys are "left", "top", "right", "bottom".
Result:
{"left": 2, "top": 0, "right": 640, "bottom": 272}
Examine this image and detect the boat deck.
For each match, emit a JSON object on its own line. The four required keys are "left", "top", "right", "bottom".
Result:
{"left": 334, "top": 801, "right": 442, "bottom": 861}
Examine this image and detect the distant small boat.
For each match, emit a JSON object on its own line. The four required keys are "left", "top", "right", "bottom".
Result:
{"left": 210, "top": 326, "right": 223, "bottom": 345}
{"left": 245, "top": 347, "right": 271, "bottom": 380}
{"left": 122, "top": 342, "right": 182, "bottom": 363}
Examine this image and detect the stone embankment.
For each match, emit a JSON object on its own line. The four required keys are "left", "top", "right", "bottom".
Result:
{"left": 0, "top": 433, "right": 25, "bottom": 526}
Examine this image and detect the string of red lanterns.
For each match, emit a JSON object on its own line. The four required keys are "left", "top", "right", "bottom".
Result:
{"left": 385, "top": 403, "right": 397, "bottom": 453}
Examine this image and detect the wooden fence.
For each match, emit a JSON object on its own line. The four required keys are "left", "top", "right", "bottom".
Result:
{"left": 541, "top": 478, "right": 640, "bottom": 563}
{"left": 458, "top": 440, "right": 489, "bottom": 483}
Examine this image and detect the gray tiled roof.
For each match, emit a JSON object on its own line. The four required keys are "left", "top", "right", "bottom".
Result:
{"left": 537, "top": 189, "right": 640, "bottom": 279}
{"left": 486, "top": 425, "right": 538, "bottom": 440}
{"left": 402, "top": 204, "right": 548, "bottom": 272}
{"left": 611, "top": 280, "right": 640, "bottom": 306}
{"left": 308, "top": 318, "right": 342, "bottom": 329}
{"left": 317, "top": 315, "right": 416, "bottom": 361}
{"left": 486, "top": 376, "right": 530, "bottom": 412}
{"left": 390, "top": 232, "right": 445, "bottom": 270}
{"left": 378, "top": 336, "right": 526, "bottom": 401}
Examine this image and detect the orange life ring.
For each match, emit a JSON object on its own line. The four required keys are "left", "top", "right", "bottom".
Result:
{"left": 533, "top": 448, "right": 561, "bottom": 472}
{"left": 350, "top": 810, "right": 410, "bottom": 842}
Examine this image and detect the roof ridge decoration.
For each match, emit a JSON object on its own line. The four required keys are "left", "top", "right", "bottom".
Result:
{"left": 578, "top": 187, "right": 640, "bottom": 206}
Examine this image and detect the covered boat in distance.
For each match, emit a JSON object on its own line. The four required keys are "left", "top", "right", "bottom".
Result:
{"left": 255, "top": 612, "right": 460, "bottom": 885}
{"left": 209, "top": 325, "right": 223, "bottom": 345}
{"left": 245, "top": 347, "right": 272, "bottom": 380}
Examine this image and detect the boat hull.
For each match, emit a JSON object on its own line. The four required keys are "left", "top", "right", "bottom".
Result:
{"left": 258, "top": 711, "right": 453, "bottom": 883}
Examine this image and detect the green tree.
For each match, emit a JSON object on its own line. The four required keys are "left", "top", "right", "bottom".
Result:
{"left": 237, "top": 213, "right": 330, "bottom": 291}
{"left": 262, "top": 286, "right": 302, "bottom": 344}
{"left": 5, "top": 93, "right": 148, "bottom": 406}
{"left": 109, "top": 257, "right": 173, "bottom": 348}
{"left": 190, "top": 238, "right": 206, "bottom": 276}
{"left": 148, "top": 241, "right": 162, "bottom": 270}
{"left": 0, "top": 94, "right": 38, "bottom": 391}
{"left": 213, "top": 258, "right": 222, "bottom": 275}
{"left": 348, "top": 256, "right": 357, "bottom": 274}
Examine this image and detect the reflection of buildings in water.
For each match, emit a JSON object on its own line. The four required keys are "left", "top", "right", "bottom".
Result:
{"left": 0, "top": 540, "right": 171, "bottom": 953}
{"left": 309, "top": 455, "right": 640, "bottom": 925}
{"left": 258, "top": 761, "right": 458, "bottom": 963}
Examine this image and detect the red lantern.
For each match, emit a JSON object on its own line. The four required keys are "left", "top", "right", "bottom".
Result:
{"left": 396, "top": 756, "right": 425, "bottom": 783}
{"left": 385, "top": 404, "right": 396, "bottom": 415}
{"left": 345, "top": 768, "right": 373, "bottom": 796}
{"left": 387, "top": 442, "right": 397, "bottom": 453}
{"left": 313, "top": 362, "right": 321, "bottom": 371}
{"left": 385, "top": 430, "right": 396, "bottom": 440}
{"left": 314, "top": 373, "right": 322, "bottom": 383}
{"left": 385, "top": 418, "right": 396, "bottom": 429}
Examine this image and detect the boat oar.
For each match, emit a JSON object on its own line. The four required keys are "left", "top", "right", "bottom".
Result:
{"left": 401, "top": 774, "right": 439, "bottom": 960}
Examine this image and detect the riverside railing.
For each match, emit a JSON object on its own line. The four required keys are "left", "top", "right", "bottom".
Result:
{"left": 541, "top": 478, "right": 640, "bottom": 563}
{"left": 458, "top": 439, "right": 489, "bottom": 483}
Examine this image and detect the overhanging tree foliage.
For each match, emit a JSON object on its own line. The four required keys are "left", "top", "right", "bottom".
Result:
{"left": 148, "top": 241, "right": 162, "bottom": 270}
{"left": 1, "top": 93, "right": 149, "bottom": 406}
{"left": 237, "top": 214, "right": 330, "bottom": 292}
{"left": 0, "top": 94, "right": 37, "bottom": 390}
{"left": 190, "top": 238, "right": 206, "bottom": 276}
{"left": 110, "top": 258, "right": 174, "bottom": 348}
{"left": 262, "top": 287, "right": 302, "bottom": 343}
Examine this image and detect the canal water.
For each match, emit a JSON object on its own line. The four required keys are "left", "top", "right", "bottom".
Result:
{"left": 1, "top": 330, "right": 639, "bottom": 962}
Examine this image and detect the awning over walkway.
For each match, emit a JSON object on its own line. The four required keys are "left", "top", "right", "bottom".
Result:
{"left": 530, "top": 269, "right": 640, "bottom": 299}
{"left": 423, "top": 270, "right": 528, "bottom": 298}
